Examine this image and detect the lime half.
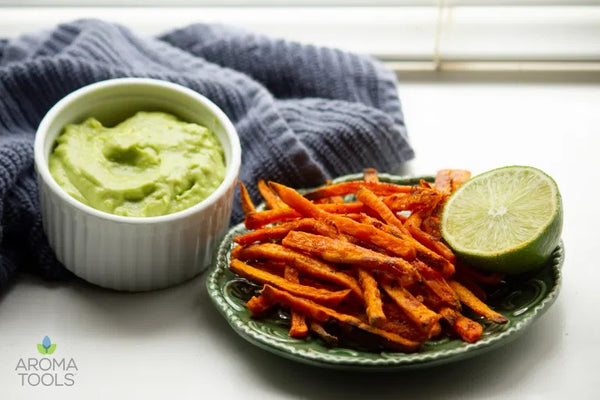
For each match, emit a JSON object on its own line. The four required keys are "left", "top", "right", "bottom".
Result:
{"left": 441, "top": 166, "right": 562, "bottom": 274}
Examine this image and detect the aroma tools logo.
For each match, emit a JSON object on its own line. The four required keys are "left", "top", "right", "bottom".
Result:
{"left": 37, "top": 336, "right": 56, "bottom": 355}
{"left": 15, "top": 336, "right": 78, "bottom": 387}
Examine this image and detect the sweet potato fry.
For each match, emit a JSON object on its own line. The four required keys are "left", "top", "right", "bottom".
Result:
{"left": 282, "top": 231, "right": 418, "bottom": 283}
{"left": 358, "top": 269, "right": 386, "bottom": 327}
{"left": 246, "top": 294, "right": 273, "bottom": 317}
{"left": 285, "top": 266, "right": 309, "bottom": 337}
{"left": 383, "top": 186, "right": 444, "bottom": 213}
{"left": 353, "top": 213, "right": 454, "bottom": 278}
{"left": 309, "top": 321, "right": 339, "bottom": 347}
{"left": 413, "top": 261, "right": 461, "bottom": 310}
{"left": 327, "top": 216, "right": 416, "bottom": 259}
{"left": 244, "top": 208, "right": 302, "bottom": 229}
{"left": 434, "top": 171, "right": 453, "bottom": 194}
{"left": 244, "top": 202, "right": 364, "bottom": 230}
{"left": 448, "top": 280, "right": 509, "bottom": 324}
{"left": 429, "top": 320, "right": 442, "bottom": 338}
{"left": 260, "top": 284, "right": 421, "bottom": 352}
{"left": 322, "top": 180, "right": 346, "bottom": 204}
{"left": 435, "top": 169, "right": 471, "bottom": 194}
{"left": 455, "top": 263, "right": 505, "bottom": 286}
{"left": 230, "top": 259, "right": 351, "bottom": 307}
{"left": 230, "top": 244, "right": 243, "bottom": 260}
{"left": 288, "top": 319, "right": 309, "bottom": 339}
{"left": 258, "top": 179, "right": 288, "bottom": 209}
{"left": 380, "top": 319, "right": 441, "bottom": 342}
{"left": 452, "top": 272, "right": 488, "bottom": 301}
{"left": 380, "top": 281, "right": 440, "bottom": 334}
{"left": 405, "top": 213, "right": 456, "bottom": 263}
{"left": 439, "top": 307, "right": 483, "bottom": 343}
{"left": 356, "top": 186, "right": 409, "bottom": 234}
{"left": 235, "top": 218, "right": 343, "bottom": 246}
{"left": 238, "top": 181, "right": 256, "bottom": 215}
{"left": 363, "top": 168, "right": 379, "bottom": 183}
{"left": 304, "top": 181, "right": 412, "bottom": 201}
{"left": 269, "top": 182, "right": 416, "bottom": 259}
{"left": 268, "top": 181, "right": 328, "bottom": 219}
{"left": 235, "top": 220, "right": 304, "bottom": 246}
{"left": 420, "top": 214, "right": 442, "bottom": 239}
{"left": 234, "top": 243, "right": 363, "bottom": 299}
{"left": 380, "top": 297, "right": 441, "bottom": 341}
{"left": 414, "top": 248, "right": 455, "bottom": 279}
{"left": 319, "top": 202, "right": 365, "bottom": 213}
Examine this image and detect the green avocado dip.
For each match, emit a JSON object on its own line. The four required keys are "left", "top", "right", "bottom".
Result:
{"left": 49, "top": 111, "right": 226, "bottom": 217}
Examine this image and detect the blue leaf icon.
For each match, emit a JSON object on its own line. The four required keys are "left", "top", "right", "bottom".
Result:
{"left": 42, "top": 336, "right": 52, "bottom": 350}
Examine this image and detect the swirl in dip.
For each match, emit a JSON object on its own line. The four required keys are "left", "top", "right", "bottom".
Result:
{"left": 49, "top": 111, "right": 226, "bottom": 217}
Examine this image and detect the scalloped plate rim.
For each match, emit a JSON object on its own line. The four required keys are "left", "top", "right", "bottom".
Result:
{"left": 206, "top": 173, "right": 564, "bottom": 370}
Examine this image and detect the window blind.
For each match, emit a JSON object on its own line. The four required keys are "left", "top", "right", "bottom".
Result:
{"left": 1, "top": 1, "right": 599, "bottom": 72}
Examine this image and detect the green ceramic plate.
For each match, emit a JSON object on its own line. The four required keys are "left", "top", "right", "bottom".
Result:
{"left": 206, "top": 173, "right": 564, "bottom": 370}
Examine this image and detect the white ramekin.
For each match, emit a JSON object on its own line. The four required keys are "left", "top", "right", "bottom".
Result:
{"left": 34, "top": 78, "right": 241, "bottom": 291}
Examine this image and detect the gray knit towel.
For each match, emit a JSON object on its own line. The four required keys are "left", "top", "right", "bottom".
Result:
{"left": 0, "top": 19, "right": 414, "bottom": 287}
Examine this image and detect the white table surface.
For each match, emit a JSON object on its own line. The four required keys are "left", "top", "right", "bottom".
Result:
{"left": 1, "top": 56, "right": 599, "bottom": 400}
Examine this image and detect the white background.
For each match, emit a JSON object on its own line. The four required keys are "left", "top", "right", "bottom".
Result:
{"left": 1, "top": 5, "right": 599, "bottom": 400}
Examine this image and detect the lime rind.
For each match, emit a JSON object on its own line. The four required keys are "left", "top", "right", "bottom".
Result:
{"left": 441, "top": 166, "right": 563, "bottom": 274}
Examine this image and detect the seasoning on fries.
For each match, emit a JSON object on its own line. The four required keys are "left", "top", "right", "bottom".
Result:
{"left": 229, "top": 168, "right": 509, "bottom": 353}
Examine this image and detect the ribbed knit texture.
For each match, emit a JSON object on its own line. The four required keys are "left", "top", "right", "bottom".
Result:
{"left": 0, "top": 19, "right": 414, "bottom": 288}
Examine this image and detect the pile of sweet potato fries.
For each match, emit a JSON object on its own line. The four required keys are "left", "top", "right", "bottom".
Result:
{"left": 230, "top": 169, "right": 509, "bottom": 352}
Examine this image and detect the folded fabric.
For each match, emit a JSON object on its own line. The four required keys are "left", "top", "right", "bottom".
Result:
{"left": 0, "top": 19, "right": 414, "bottom": 287}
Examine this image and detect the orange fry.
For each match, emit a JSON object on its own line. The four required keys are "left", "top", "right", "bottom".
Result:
{"left": 309, "top": 321, "right": 339, "bottom": 347}
{"left": 317, "top": 202, "right": 364, "bottom": 213}
{"left": 455, "top": 263, "right": 505, "bottom": 286}
{"left": 435, "top": 169, "right": 471, "bottom": 194}
{"left": 285, "top": 266, "right": 309, "bottom": 337}
{"left": 323, "top": 180, "right": 345, "bottom": 204}
{"left": 259, "top": 284, "right": 421, "bottom": 352}
{"left": 353, "top": 213, "right": 454, "bottom": 278}
{"left": 448, "top": 280, "right": 509, "bottom": 324}
{"left": 235, "top": 218, "right": 342, "bottom": 246}
{"left": 326, "top": 216, "right": 415, "bottom": 259}
{"left": 405, "top": 213, "right": 456, "bottom": 263}
{"left": 246, "top": 294, "right": 273, "bottom": 317}
{"left": 282, "top": 231, "right": 418, "bottom": 283}
{"left": 268, "top": 181, "right": 329, "bottom": 219}
{"left": 257, "top": 179, "right": 288, "bottom": 209}
{"left": 244, "top": 202, "right": 364, "bottom": 230}
{"left": 269, "top": 182, "right": 415, "bottom": 259}
{"left": 235, "top": 220, "right": 304, "bottom": 246}
{"left": 363, "top": 168, "right": 379, "bottom": 183}
{"left": 439, "top": 307, "right": 483, "bottom": 343}
{"left": 304, "top": 181, "right": 411, "bottom": 201}
{"left": 383, "top": 186, "right": 444, "bottom": 213}
{"left": 380, "top": 281, "right": 440, "bottom": 334}
{"left": 420, "top": 214, "right": 442, "bottom": 239}
{"left": 381, "top": 300, "right": 441, "bottom": 342}
{"left": 413, "top": 261, "right": 461, "bottom": 310}
{"left": 414, "top": 248, "right": 455, "bottom": 279}
{"left": 234, "top": 243, "right": 363, "bottom": 299}
{"left": 230, "top": 259, "right": 351, "bottom": 307}
{"left": 356, "top": 186, "right": 408, "bottom": 233}
{"left": 238, "top": 181, "right": 256, "bottom": 215}
{"left": 379, "top": 320, "right": 439, "bottom": 343}
{"left": 358, "top": 269, "right": 386, "bottom": 327}
{"left": 452, "top": 272, "right": 488, "bottom": 301}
